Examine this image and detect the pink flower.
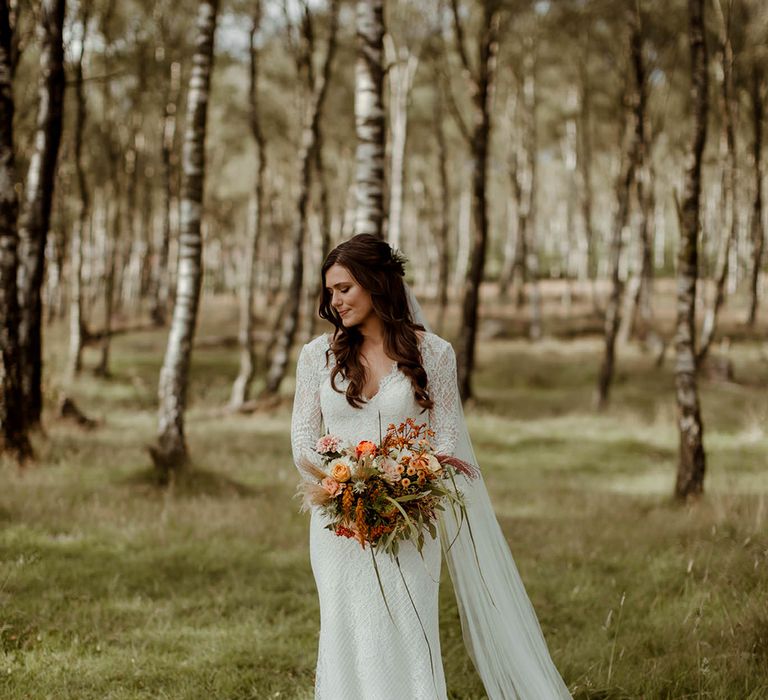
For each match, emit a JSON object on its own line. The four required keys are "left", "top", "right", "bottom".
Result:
{"left": 316, "top": 434, "right": 341, "bottom": 454}
{"left": 321, "top": 476, "right": 343, "bottom": 497}
{"left": 380, "top": 457, "right": 401, "bottom": 483}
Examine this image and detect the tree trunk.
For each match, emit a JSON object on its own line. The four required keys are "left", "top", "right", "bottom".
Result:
{"left": 8, "top": 0, "right": 19, "bottom": 76}
{"left": 45, "top": 191, "right": 67, "bottom": 323}
{"left": 746, "top": 65, "right": 764, "bottom": 326}
{"left": 498, "top": 88, "right": 520, "bottom": 299}
{"left": 94, "top": 189, "right": 118, "bottom": 377}
{"left": 520, "top": 47, "right": 541, "bottom": 339}
{"left": 151, "top": 0, "right": 219, "bottom": 478}
{"left": 622, "top": 157, "right": 657, "bottom": 344}
{"left": 385, "top": 34, "right": 418, "bottom": 250}
{"left": 93, "top": 0, "right": 119, "bottom": 378}
{"left": 455, "top": 0, "right": 500, "bottom": 402}
{"left": 508, "top": 72, "right": 533, "bottom": 308}
{"left": 674, "top": 0, "right": 708, "bottom": 501}
{"left": 150, "top": 58, "right": 180, "bottom": 327}
{"left": 264, "top": 0, "right": 339, "bottom": 397}
{"left": 698, "top": 0, "right": 737, "bottom": 364}
{"left": 453, "top": 167, "right": 471, "bottom": 290}
{"left": 620, "top": 85, "right": 657, "bottom": 347}
{"left": 577, "top": 53, "right": 598, "bottom": 301}
{"left": 305, "top": 133, "right": 332, "bottom": 341}
{"left": 595, "top": 10, "right": 645, "bottom": 410}
{"left": 16, "top": 0, "right": 65, "bottom": 429}
{"left": 230, "top": 1, "right": 266, "bottom": 409}
{"left": 0, "top": 0, "right": 32, "bottom": 461}
{"left": 137, "top": 172, "right": 153, "bottom": 302}
{"left": 120, "top": 128, "right": 145, "bottom": 312}
{"left": 562, "top": 85, "right": 580, "bottom": 310}
{"left": 67, "top": 0, "right": 90, "bottom": 379}
{"left": 434, "top": 74, "right": 451, "bottom": 336}
{"left": 354, "top": 0, "right": 385, "bottom": 239}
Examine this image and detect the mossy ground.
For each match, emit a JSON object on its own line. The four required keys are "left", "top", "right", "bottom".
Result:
{"left": 2, "top": 289, "right": 767, "bottom": 699}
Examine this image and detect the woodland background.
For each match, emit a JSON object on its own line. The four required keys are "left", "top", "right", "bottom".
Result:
{"left": 1, "top": 0, "right": 768, "bottom": 697}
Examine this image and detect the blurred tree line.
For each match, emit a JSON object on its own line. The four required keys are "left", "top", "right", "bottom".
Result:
{"left": 1, "top": 0, "right": 766, "bottom": 499}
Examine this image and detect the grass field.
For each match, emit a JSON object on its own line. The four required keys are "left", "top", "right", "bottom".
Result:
{"left": 1, "top": 291, "right": 767, "bottom": 699}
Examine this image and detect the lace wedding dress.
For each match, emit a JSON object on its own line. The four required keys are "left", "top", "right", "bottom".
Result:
{"left": 291, "top": 331, "right": 459, "bottom": 699}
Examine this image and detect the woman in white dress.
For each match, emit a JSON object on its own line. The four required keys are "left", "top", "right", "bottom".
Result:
{"left": 291, "top": 234, "right": 572, "bottom": 699}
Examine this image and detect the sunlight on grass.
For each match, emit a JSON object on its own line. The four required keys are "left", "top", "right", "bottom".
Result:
{"left": 2, "top": 301, "right": 767, "bottom": 698}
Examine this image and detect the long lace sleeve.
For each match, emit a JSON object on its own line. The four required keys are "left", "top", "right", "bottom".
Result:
{"left": 291, "top": 339, "right": 324, "bottom": 483}
{"left": 427, "top": 339, "right": 461, "bottom": 456}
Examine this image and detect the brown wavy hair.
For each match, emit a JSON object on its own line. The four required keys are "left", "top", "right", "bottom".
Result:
{"left": 319, "top": 234, "right": 432, "bottom": 410}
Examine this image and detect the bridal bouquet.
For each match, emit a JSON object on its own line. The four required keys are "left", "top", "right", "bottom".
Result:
{"left": 297, "top": 418, "right": 478, "bottom": 558}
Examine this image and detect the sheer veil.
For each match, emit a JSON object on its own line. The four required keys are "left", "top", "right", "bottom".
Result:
{"left": 406, "top": 283, "right": 572, "bottom": 700}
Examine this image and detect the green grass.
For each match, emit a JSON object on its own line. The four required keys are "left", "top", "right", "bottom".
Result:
{"left": 2, "top": 296, "right": 768, "bottom": 699}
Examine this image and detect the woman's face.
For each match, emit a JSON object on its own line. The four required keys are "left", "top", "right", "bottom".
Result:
{"left": 325, "top": 263, "right": 375, "bottom": 328}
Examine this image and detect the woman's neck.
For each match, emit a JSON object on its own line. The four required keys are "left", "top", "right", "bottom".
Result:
{"left": 357, "top": 315, "right": 385, "bottom": 346}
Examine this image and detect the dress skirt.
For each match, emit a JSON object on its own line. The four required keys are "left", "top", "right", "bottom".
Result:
{"left": 309, "top": 506, "right": 448, "bottom": 700}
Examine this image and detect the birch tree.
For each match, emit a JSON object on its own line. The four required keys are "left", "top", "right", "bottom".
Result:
{"left": 230, "top": 0, "right": 266, "bottom": 408}
{"left": 16, "top": 0, "right": 65, "bottom": 428}
{"left": 0, "top": 0, "right": 32, "bottom": 460}
{"left": 385, "top": 30, "right": 419, "bottom": 250}
{"left": 354, "top": 0, "right": 386, "bottom": 239}
{"left": 507, "top": 45, "right": 541, "bottom": 338}
{"left": 264, "top": 0, "right": 339, "bottom": 396}
{"left": 149, "top": 6, "right": 182, "bottom": 327}
{"left": 433, "top": 62, "right": 451, "bottom": 335}
{"left": 67, "top": 0, "right": 90, "bottom": 379}
{"left": 93, "top": 0, "right": 120, "bottom": 378}
{"left": 451, "top": 0, "right": 500, "bottom": 402}
{"left": 595, "top": 8, "right": 645, "bottom": 410}
{"left": 746, "top": 63, "right": 765, "bottom": 326}
{"left": 698, "top": 0, "right": 737, "bottom": 364}
{"left": 150, "top": 0, "right": 219, "bottom": 477}
{"left": 674, "top": 0, "right": 708, "bottom": 501}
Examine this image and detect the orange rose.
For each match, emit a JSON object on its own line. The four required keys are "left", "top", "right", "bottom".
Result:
{"left": 330, "top": 461, "right": 351, "bottom": 482}
{"left": 355, "top": 440, "right": 377, "bottom": 458}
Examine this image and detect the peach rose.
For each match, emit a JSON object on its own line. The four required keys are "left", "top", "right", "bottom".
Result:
{"left": 355, "top": 440, "right": 377, "bottom": 458}
{"left": 426, "top": 454, "right": 442, "bottom": 473}
{"left": 321, "top": 477, "right": 343, "bottom": 497}
{"left": 380, "top": 457, "right": 401, "bottom": 483}
{"left": 329, "top": 461, "right": 351, "bottom": 482}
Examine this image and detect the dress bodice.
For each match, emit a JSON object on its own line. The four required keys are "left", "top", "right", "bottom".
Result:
{"left": 291, "top": 331, "right": 461, "bottom": 482}
{"left": 320, "top": 357, "right": 426, "bottom": 446}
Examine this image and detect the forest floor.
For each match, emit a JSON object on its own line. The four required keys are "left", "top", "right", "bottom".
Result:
{"left": 1, "top": 284, "right": 768, "bottom": 699}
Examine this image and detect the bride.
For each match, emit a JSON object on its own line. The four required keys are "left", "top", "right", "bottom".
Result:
{"left": 291, "top": 233, "right": 572, "bottom": 699}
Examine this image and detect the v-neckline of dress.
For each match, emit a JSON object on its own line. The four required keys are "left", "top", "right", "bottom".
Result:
{"left": 362, "top": 361, "right": 400, "bottom": 402}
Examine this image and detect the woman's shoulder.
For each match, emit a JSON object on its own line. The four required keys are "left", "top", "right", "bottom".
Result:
{"left": 299, "top": 333, "right": 332, "bottom": 365}
{"left": 418, "top": 330, "right": 454, "bottom": 359}
{"left": 304, "top": 333, "right": 332, "bottom": 351}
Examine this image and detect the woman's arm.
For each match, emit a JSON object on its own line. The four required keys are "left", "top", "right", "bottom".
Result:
{"left": 291, "top": 341, "right": 323, "bottom": 482}
{"left": 428, "top": 340, "right": 461, "bottom": 456}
